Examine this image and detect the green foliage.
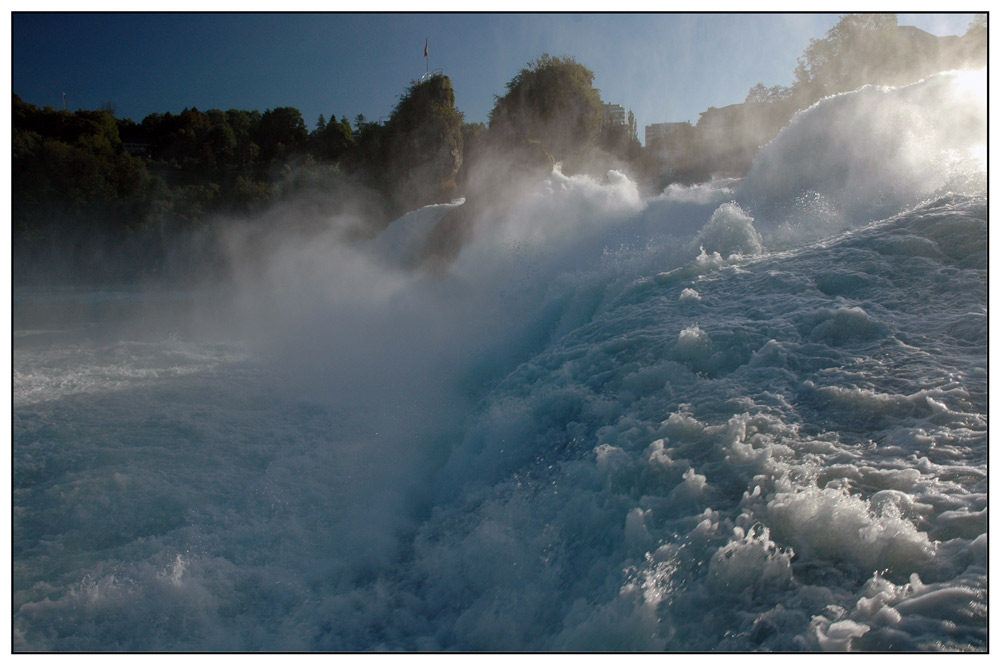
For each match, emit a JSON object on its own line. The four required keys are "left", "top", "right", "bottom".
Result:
{"left": 374, "top": 74, "right": 465, "bottom": 213}
{"left": 461, "top": 122, "right": 487, "bottom": 149}
{"left": 255, "top": 107, "right": 308, "bottom": 164}
{"left": 795, "top": 14, "right": 902, "bottom": 96}
{"left": 966, "top": 14, "right": 986, "bottom": 36}
{"left": 489, "top": 54, "right": 604, "bottom": 162}
{"left": 12, "top": 96, "right": 168, "bottom": 282}
{"left": 310, "top": 112, "right": 355, "bottom": 161}
{"left": 16, "top": 18, "right": 982, "bottom": 283}
{"left": 656, "top": 12, "right": 987, "bottom": 184}
{"left": 13, "top": 97, "right": 148, "bottom": 226}
{"left": 13, "top": 77, "right": 468, "bottom": 280}
{"left": 961, "top": 14, "right": 987, "bottom": 62}
{"left": 744, "top": 83, "right": 794, "bottom": 104}
{"left": 792, "top": 12, "right": 981, "bottom": 103}
{"left": 459, "top": 122, "right": 487, "bottom": 159}
{"left": 13, "top": 95, "right": 283, "bottom": 282}
{"left": 230, "top": 175, "right": 274, "bottom": 212}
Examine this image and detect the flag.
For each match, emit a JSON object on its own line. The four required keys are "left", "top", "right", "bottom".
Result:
{"left": 424, "top": 39, "right": 428, "bottom": 58}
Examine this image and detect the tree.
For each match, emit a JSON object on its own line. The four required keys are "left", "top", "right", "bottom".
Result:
{"left": 488, "top": 53, "right": 604, "bottom": 164}
{"left": 311, "top": 111, "right": 355, "bottom": 161}
{"left": 255, "top": 106, "right": 308, "bottom": 164}
{"left": 795, "top": 14, "right": 903, "bottom": 98}
{"left": 961, "top": 14, "right": 987, "bottom": 63}
{"left": 968, "top": 14, "right": 986, "bottom": 34}
{"left": 226, "top": 108, "right": 261, "bottom": 168}
{"left": 13, "top": 99, "right": 156, "bottom": 252}
{"left": 745, "top": 83, "right": 769, "bottom": 104}
{"left": 204, "top": 109, "right": 237, "bottom": 169}
{"left": 745, "top": 83, "right": 794, "bottom": 104}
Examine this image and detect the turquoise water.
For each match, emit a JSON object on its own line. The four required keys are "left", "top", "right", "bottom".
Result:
{"left": 12, "top": 71, "right": 987, "bottom": 651}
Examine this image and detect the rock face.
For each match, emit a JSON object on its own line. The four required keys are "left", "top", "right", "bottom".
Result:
{"left": 379, "top": 74, "right": 464, "bottom": 215}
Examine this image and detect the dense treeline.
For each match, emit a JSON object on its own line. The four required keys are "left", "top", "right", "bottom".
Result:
{"left": 12, "top": 13, "right": 986, "bottom": 284}
{"left": 11, "top": 77, "right": 466, "bottom": 283}
{"left": 12, "top": 55, "right": 637, "bottom": 283}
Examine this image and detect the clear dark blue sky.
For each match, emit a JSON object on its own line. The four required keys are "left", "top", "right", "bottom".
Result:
{"left": 12, "top": 12, "right": 977, "bottom": 143}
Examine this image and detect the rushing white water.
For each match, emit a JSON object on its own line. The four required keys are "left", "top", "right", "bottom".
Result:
{"left": 12, "top": 71, "right": 987, "bottom": 651}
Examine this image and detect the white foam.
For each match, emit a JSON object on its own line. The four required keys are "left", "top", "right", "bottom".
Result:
{"left": 12, "top": 70, "right": 987, "bottom": 652}
{"left": 738, "top": 70, "right": 986, "bottom": 240}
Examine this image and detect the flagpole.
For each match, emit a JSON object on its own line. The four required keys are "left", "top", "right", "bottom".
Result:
{"left": 425, "top": 38, "right": 428, "bottom": 75}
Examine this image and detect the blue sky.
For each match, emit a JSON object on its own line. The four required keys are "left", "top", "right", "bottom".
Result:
{"left": 12, "top": 11, "right": 978, "bottom": 144}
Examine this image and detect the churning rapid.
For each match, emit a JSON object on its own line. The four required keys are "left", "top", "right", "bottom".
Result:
{"left": 12, "top": 71, "right": 987, "bottom": 651}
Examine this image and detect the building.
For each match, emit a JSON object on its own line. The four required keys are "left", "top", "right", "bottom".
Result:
{"left": 603, "top": 103, "right": 628, "bottom": 127}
